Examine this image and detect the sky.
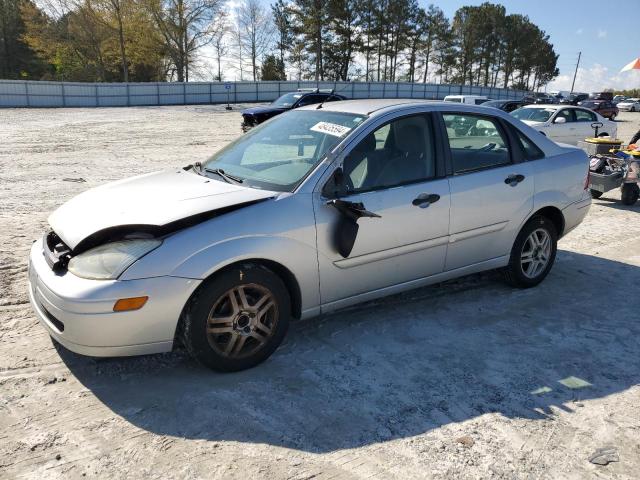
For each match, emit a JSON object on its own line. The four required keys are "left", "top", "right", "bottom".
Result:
{"left": 207, "top": 0, "right": 640, "bottom": 92}
{"left": 432, "top": 0, "right": 640, "bottom": 92}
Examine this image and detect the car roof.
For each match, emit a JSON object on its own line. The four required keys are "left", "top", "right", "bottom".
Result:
{"left": 298, "top": 98, "right": 535, "bottom": 121}
{"left": 298, "top": 98, "right": 432, "bottom": 115}
{"left": 520, "top": 104, "right": 561, "bottom": 109}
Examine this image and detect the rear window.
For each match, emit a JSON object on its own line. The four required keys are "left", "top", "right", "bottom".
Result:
{"left": 444, "top": 97, "right": 462, "bottom": 103}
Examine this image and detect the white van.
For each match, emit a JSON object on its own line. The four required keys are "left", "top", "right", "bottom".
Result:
{"left": 443, "top": 95, "right": 488, "bottom": 105}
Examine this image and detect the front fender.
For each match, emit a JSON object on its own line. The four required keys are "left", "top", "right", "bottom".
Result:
{"left": 170, "top": 235, "right": 321, "bottom": 316}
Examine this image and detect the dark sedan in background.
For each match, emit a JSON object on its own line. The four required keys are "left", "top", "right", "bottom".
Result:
{"left": 482, "top": 99, "right": 527, "bottom": 112}
{"left": 241, "top": 89, "right": 346, "bottom": 131}
{"left": 560, "top": 93, "right": 589, "bottom": 105}
{"left": 578, "top": 99, "right": 619, "bottom": 120}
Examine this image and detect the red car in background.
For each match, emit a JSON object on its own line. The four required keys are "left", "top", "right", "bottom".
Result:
{"left": 578, "top": 99, "right": 619, "bottom": 120}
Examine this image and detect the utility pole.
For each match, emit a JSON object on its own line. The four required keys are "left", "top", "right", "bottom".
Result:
{"left": 570, "top": 51, "right": 581, "bottom": 94}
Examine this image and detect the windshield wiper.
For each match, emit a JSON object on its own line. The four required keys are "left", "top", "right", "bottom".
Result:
{"left": 204, "top": 167, "right": 244, "bottom": 184}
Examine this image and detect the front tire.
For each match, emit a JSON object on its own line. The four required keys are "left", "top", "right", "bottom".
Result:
{"left": 504, "top": 216, "right": 558, "bottom": 288}
{"left": 621, "top": 183, "right": 639, "bottom": 205}
{"left": 181, "top": 264, "right": 291, "bottom": 372}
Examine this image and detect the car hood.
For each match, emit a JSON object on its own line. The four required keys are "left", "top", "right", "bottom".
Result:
{"left": 49, "top": 169, "right": 277, "bottom": 251}
{"left": 241, "top": 105, "right": 288, "bottom": 116}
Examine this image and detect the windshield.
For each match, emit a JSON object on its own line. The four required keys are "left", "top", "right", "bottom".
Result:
{"left": 271, "top": 92, "right": 303, "bottom": 107}
{"left": 511, "top": 107, "right": 554, "bottom": 122}
{"left": 202, "top": 110, "right": 367, "bottom": 192}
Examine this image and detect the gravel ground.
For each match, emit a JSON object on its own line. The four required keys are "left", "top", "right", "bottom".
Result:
{"left": 1, "top": 105, "right": 639, "bottom": 480}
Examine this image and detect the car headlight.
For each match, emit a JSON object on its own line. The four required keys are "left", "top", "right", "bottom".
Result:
{"left": 67, "top": 239, "right": 162, "bottom": 280}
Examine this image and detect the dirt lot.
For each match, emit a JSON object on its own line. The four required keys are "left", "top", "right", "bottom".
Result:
{"left": 1, "top": 105, "right": 639, "bottom": 480}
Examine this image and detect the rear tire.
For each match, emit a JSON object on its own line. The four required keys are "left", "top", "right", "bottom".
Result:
{"left": 610, "top": 113, "right": 617, "bottom": 121}
{"left": 504, "top": 216, "right": 558, "bottom": 288}
{"left": 181, "top": 264, "right": 291, "bottom": 372}
{"left": 590, "top": 189, "right": 603, "bottom": 199}
{"left": 621, "top": 184, "right": 639, "bottom": 205}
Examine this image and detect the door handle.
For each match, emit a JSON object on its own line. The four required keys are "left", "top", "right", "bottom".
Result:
{"left": 504, "top": 174, "right": 525, "bottom": 186}
{"left": 412, "top": 193, "right": 440, "bottom": 208}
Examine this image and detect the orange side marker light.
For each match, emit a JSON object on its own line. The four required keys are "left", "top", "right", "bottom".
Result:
{"left": 113, "top": 296, "right": 148, "bottom": 312}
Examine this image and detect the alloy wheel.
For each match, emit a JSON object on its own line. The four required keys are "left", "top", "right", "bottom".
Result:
{"left": 206, "top": 284, "right": 278, "bottom": 358}
{"left": 520, "top": 228, "right": 552, "bottom": 279}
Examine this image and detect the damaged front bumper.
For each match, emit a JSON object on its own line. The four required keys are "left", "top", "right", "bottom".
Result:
{"left": 28, "top": 238, "right": 201, "bottom": 357}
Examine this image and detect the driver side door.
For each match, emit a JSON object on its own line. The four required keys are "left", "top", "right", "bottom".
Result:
{"left": 551, "top": 108, "right": 578, "bottom": 144}
{"left": 312, "top": 113, "right": 451, "bottom": 310}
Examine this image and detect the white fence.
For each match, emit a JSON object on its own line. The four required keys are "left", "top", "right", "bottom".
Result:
{"left": 0, "top": 80, "right": 528, "bottom": 108}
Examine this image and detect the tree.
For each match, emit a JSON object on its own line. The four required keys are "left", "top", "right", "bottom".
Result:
{"left": 260, "top": 53, "right": 285, "bottom": 80}
{"left": 325, "top": 0, "right": 360, "bottom": 80}
{"left": 20, "top": 0, "right": 165, "bottom": 81}
{"left": 271, "top": 0, "right": 291, "bottom": 67}
{"left": 144, "top": 0, "right": 224, "bottom": 81}
{"left": 237, "top": 0, "right": 273, "bottom": 81}
{"left": 289, "top": 0, "right": 328, "bottom": 80}
{"left": 210, "top": 11, "right": 229, "bottom": 80}
{"left": 0, "top": 0, "right": 48, "bottom": 78}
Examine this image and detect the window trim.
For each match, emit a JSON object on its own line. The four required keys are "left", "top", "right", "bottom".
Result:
{"left": 322, "top": 112, "right": 442, "bottom": 198}
{"left": 436, "top": 112, "right": 516, "bottom": 176}
{"left": 504, "top": 123, "right": 545, "bottom": 161}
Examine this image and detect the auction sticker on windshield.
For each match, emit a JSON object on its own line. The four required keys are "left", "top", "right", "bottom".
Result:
{"left": 311, "top": 122, "right": 352, "bottom": 137}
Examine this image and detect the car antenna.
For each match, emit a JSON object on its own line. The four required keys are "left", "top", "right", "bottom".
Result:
{"left": 316, "top": 88, "right": 334, "bottom": 110}
{"left": 315, "top": 81, "right": 354, "bottom": 110}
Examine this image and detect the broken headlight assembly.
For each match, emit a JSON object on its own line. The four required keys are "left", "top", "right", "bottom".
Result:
{"left": 67, "top": 239, "right": 162, "bottom": 280}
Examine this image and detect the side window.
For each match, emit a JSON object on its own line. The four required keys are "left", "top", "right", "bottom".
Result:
{"left": 504, "top": 102, "right": 518, "bottom": 112}
{"left": 555, "top": 109, "right": 575, "bottom": 123}
{"left": 514, "top": 129, "right": 545, "bottom": 160}
{"left": 342, "top": 115, "right": 435, "bottom": 192}
{"left": 575, "top": 109, "right": 596, "bottom": 122}
{"left": 442, "top": 114, "right": 510, "bottom": 174}
{"left": 296, "top": 95, "right": 323, "bottom": 107}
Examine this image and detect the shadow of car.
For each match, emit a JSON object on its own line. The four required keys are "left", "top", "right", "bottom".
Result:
{"left": 56, "top": 250, "right": 640, "bottom": 453}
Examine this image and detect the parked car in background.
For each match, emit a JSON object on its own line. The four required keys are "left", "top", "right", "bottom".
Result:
{"left": 482, "top": 99, "right": 527, "bottom": 112}
{"left": 560, "top": 93, "right": 589, "bottom": 105}
{"left": 443, "top": 95, "right": 488, "bottom": 105}
{"left": 523, "top": 92, "right": 558, "bottom": 105}
{"left": 511, "top": 105, "right": 617, "bottom": 145}
{"left": 589, "top": 92, "right": 614, "bottom": 101}
{"left": 578, "top": 99, "right": 619, "bottom": 120}
{"left": 241, "top": 89, "right": 346, "bottom": 131}
{"left": 617, "top": 98, "right": 640, "bottom": 112}
{"left": 28, "top": 99, "right": 591, "bottom": 371}
{"left": 613, "top": 95, "right": 627, "bottom": 104}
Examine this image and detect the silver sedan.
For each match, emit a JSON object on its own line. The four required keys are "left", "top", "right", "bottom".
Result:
{"left": 28, "top": 99, "right": 591, "bottom": 371}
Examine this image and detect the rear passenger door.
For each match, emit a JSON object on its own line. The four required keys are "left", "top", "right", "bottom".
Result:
{"left": 574, "top": 108, "right": 597, "bottom": 139}
{"left": 440, "top": 113, "right": 534, "bottom": 270}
